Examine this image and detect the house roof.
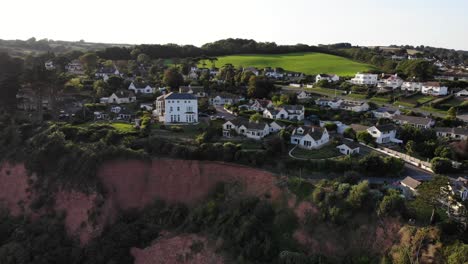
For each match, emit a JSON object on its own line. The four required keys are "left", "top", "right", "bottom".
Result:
{"left": 435, "top": 127, "right": 468, "bottom": 136}
{"left": 375, "top": 124, "right": 397, "bottom": 133}
{"left": 282, "top": 105, "right": 304, "bottom": 112}
{"left": 374, "top": 107, "right": 398, "bottom": 114}
{"left": 114, "top": 90, "right": 135, "bottom": 98}
{"left": 229, "top": 118, "right": 268, "bottom": 130}
{"left": 401, "top": 176, "right": 422, "bottom": 190}
{"left": 294, "top": 126, "right": 326, "bottom": 141}
{"left": 340, "top": 140, "right": 361, "bottom": 150}
{"left": 165, "top": 92, "right": 197, "bottom": 100}
{"left": 255, "top": 99, "right": 272, "bottom": 108}
{"left": 423, "top": 82, "right": 441, "bottom": 87}
{"left": 392, "top": 115, "right": 433, "bottom": 126}
{"left": 350, "top": 124, "right": 370, "bottom": 132}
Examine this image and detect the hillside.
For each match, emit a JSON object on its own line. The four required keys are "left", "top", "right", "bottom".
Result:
{"left": 199, "top": 52, "right": 377, "bottom": 76}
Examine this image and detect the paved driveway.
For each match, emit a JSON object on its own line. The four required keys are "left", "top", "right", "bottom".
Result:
{"left": 214, "top": 106, "right": 237, "bottom": 120}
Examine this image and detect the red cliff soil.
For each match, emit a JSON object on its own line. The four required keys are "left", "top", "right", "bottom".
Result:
{"left": 98, "top": 159, "right": 283, "bottom": 210}
{"left": 131, "top": 232, "right": 225, "bottom": 264}
{"left": 0, "top": 163, "right": 31, "bottom": 216}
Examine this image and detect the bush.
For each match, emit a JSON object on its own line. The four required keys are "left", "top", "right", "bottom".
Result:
{"left": 431, "top": 157, "right": 453, "bottom": 174}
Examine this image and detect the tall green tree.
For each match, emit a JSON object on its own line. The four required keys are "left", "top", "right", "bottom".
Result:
{"left": 0, "top": 53, "right": 23, "bottom": 114}
{"left": 163, "top": 67, "right": 184, "bottom": 90}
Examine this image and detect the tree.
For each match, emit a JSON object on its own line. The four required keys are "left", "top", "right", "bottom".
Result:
{"left": 445, "top": 241, "right": 468, "bottom": 264}
{"left": 250, "top": 113, "right": 262, "bottom": 122}
{"left": 247, "top": 76, "right": 275, "bottom": 98}
{"left": 324, "top": 122, "right": 338, "bottom": 132}
{"left": 405, "top": 140, "right": 416, "bottom": 156}
{"left": 163, "top": 67, "right": 184, "bottom": 90}
{"left": 0, "top": 53, "right": 23, "bottom": 114}
{"left": 431, "top": 157, "right": 453, "bottom": 174}
{"left": 136, "top": 53, "right": 150, "bottom": 64}
{"left": 377, "top": 189, "right": 405, "bottom": 216}
{"left": 396, "top": 59, "right": 438, "bottom": 81}
{"left": 79, "top": 52, "right": 98, "bottom": 72}
{"left": 346, "top": 180, "right": 370, "bottom": 209}
{"left": 447, "top": 107, "right": 457, "bottom": 119}
{"left": 416, "top": 176, "right": 450, "bottom": 223}
{"left": 357, "top": 131, "right": 375, "bottom": 145}
{"left": 343, "top": 127, "right": 356, "bottom": 140}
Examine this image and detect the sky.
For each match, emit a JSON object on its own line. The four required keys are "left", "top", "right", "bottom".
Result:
{"left": 1, "top": 0, "right": 468, "bottom": 50}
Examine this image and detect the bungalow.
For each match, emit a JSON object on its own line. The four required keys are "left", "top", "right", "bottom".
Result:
{"left": 391, "top": 115, "right": 435, "bottom": 129}
{"left": 95, "top": 67, "right": 121, "bottom": 81}
{"left": 269, "top": 120, "right": 288, "bottom": 133}
{"left": 101, "top": 90, "right": 137, "bottom": 104}
{"left": 435, "top": 127, "right": 468, "bottom": 141}
{"left": 315, "top": 98, "right": 343, "bottom": 109}
{"left": 422, "top": 82, "right": 448, "bottom": 96}
{"left": 372, "top": 107, "right": 401, "bottom": 119}
{"left": 263, "top": 105, "right": 305, "bottom": 121}
{"left": 367, "top": 124, "right": 402, "bottom": 144}
{"left": 315, "top": 74, "right": 339, "bottom": 83}
{"left": 337, "top": 141, "right": 360, "bottom": 155}
{"left": 455, "top": 89, "right": 468, "bottom": 97}
{"left": 291, "top": 126, "right": 330, "bottom": 150}
{"left": 209, "top": 93, "right": 242, "bottom": 106}
{"left": 340, "top": 100, "right": 369, "bottom": 112}
{"left": 350, "top": 73, "right": 378, "bottom": 86}
{"left": 297, "top": 91, "right": 312, "bottom": 100}
{"left": 400, "top": 176, "right": 422, "bottom": 198}
{"left": 401, "top": 82, "right": 423, "bottom": 92}
{"left": 222, "top": 119, "right": 270, "bottom": 140}
{"left": 241, "top": 99, "right": 274, "bottom": 111}
{"left": 128, "top": 82, "right": 155, "bottom": 94}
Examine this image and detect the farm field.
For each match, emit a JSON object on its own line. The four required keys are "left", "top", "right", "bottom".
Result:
{"left": 198, "top": 52, "right": 376, "bottom": 76}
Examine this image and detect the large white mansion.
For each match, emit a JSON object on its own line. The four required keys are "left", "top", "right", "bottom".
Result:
{"left": 154, "top": 92, "right": 198, "bottom": 124}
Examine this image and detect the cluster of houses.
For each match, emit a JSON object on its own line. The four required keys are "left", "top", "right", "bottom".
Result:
{"left": 315, "top": 98, "right": 370, "bottom": 112}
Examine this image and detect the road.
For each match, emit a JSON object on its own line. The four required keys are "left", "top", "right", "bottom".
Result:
{"left": 214, "top": 105, "right": 237, "bottom": 120}
{"left": 280, "top": 86, "right": 447, "bottom": 118}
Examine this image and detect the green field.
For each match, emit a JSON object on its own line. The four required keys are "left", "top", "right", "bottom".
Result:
{"left": 199, "top": 52, "right": 376, "bottom": 76}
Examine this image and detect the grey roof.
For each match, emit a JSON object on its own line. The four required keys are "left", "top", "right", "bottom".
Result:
{"left": 114, "top": 90, "right": 135, "bottom": 98}
{"left": 165, "top": 92, "right": 197, "bottom": 100}
{"left": 283, "top": 105, "right": 304, "bottom": 112}
{"left": 401, "top": 176, "right": 422, "bottom": 190}
{"left": 230, "top": 118, "right": 268, "bottom": 130}
{"left": 340, "top": 140, "right": 361, "bottom": 149}
{"left": 435, "top": 127, "right": 468, "bottom": 136}
{"left": 392, "top": 115, "right": 433, "bottom": 126}
{"left": 374, "top": 107, "right": 398, "bottom": 114}
{"left": 295, "top": 126, "right": 325, "bottom": 141}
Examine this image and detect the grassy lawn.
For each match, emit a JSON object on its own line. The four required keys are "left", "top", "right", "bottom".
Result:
{"left": 393, "top": 100, "right": 416, "bottom": 108}
{"left": 110, "top": 123, "right": 136, "bottom": 133}
{"left": 151, "top": 123, "right": 207, "bottom": 140}
{"left": 443, "top": 97, "right": 464, "bottom": 107}
{"left": 419, "top": 106, "right": 448, "bottom": 115}
{"left": 346, "top": 93, "right": 367, "bottom": 100}
{"left": 290, "top": 144, "right": 342, "bottom": 160}
{"left": 198, "top": 52, "right": 376, "bottom": 76}
{"left": 369, "top": 96, "right": 390, "bottom": 104}
{"left": 306, "top": 87, "right": 339, "bottom": 96}
{"left": 414, "top": 95, "right": 435, "bottom": 104}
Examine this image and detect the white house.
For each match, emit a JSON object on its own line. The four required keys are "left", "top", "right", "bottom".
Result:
{"left": 391, "top": 115, "right": 434, "bottom": 129}
{"left": 372, "top": 107, "right": 401, "bottom": 119}
{"left": 140, "top": 103, "right": 154, "bottom": 111}
{"left": 263, "top": 105, "right": 305, "bottom": 121}
{"left": 422, "top": 82, "right": 448, "bottom": 96}
{"left": 291, "top": 126, "right": 330, "bottom": 150}
{"left": 101, "top": 90, "right": 137, "bottom": 104}
{"left": 44, "top": 60, "right": 55, "bottom": 70}
{"left": 367, "top": 124, "right": 402, "bottom": 144}
{"left": 179, "top": 86, "right": 206, "bottom": 97}
{"left": 401, "top": 82, "right": 423, "bottom": 92}
{"left": 319, "top": 120, "right": 349, "bottom": 134}
{"left": 315, "top": 98, "right": 343, "bottom": 109}
{"left": 153, "top": 92, "right": 198, "bottom": 124}
{"left": 241, "top": 99, "right": 274, "bottom": 111}
{"left": 340, "top": 100, "right": 369, "bottom": 112}
{"left": 209, "top": 93, "right": 242, "bottom": 106}
{"left": 222, "top": 119, "right": 270, "bottom": 140}
{"left": 400, "top": 176, "right": 422, "bottom": 198}
{"left": 128, "top": 82, "right": 155, "bottom": 94}
{"left": 243, "top": 67, "right": 260, "bottom": 76}
{"left": 269, "top": 120, "right": 288, "bottom": 133}
{"left": 455, "top": 89, "right": 468, "bottom": 97}
{"left": 435, "top": 127, "right": 468, "bottom": 141}
{"left": 337, "top": 141, "right": 360, "bottom": 155}
{"left": 264, "top": 68, "right": 284, "bottom": 79}
{"left": 350, "top": 73, "right": 378, "bottom": 86}
{"left": 95, "top": 67, "right": 121, "bottom": 81}
{"left": 297, "top": 91, "right": 312, "bottom": 100}
{"left": 316, "top": 74, "right": 339, "bottom": 83}
{"left": 379, "top": 74, "right": 403, "bottom": 89}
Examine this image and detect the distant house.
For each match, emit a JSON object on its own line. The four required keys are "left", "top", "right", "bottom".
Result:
{"left": 209, "top": 93, "right": 242, "bottom": 106}
{"left": 65, "top": 60, "right": 84, "bottom": 75}
{"left": 101, "top": 90, "right": 137, "bottom": 104}
{"left": 315, "top": 98, "right": 343, "bottom": 109}
{"left": 140, "top": 103, "right": 154, "bottom": 111}
{"left": 264, "top": 68, "right": 284, "bottom": 79}
{"left": 401, "top": 82, "right": 423, "bottom": 92}
{"left": 153, "top": 92, "right": 198, "bottom": 124}
{"left": 315, "top": 74, "right": 339, "bottom": 83}
{"left": 349, "top": 124, "right": 370, "bottom": 133}
{"left": 435, "top": 127, "right": 468, "bottom": 141}
{"left": 117, "top": 108, "right": 134, "bottom": 121}
{"left": 269, "top": 120, "right": 288, "bottom": 133}
{"left": 372, "top": 107, "right": 401, "bottom": 119}
{"left": 391, "top": 115, "right": 435, "bottom": 129}
{"left": 422, "top": 82, "right": 448, "bottom": 96}
{"left": 128, "top": 82, "right": 155, "bottom": 94}
{"left": 241, "top": 99, "right": 274, "bottom": 111}
{"left": 378, "top": 74, "right": 403, "bottom": 89}
{"left": 291, "top": 126, "right": 330, "bottom": 150}
{"left": 179, "top": 86, "right": 206, "bottom": 97}
{"left": 337, "top": 141, "right": 360, "bottom": 155}
{"left": 350, "top": 73, "right": 378, "bottom": 86}
{"left": 44, "top": 60, "right": 55, "bottom": 70}
{"left": 289, "top": 83, "right": 302, "bottom": 88}
{"left": 319, "top": 120, "right": 349, "bottom": 134}
{"left": 400, "top": 176, "right": 422, "bottom": 198}
{"left": 222, "top": 119, "right": 270, "bottom": 140}
{"left": 455, "top": 89, "right": 468, "bottom": 97}
{"left": 367, "top": 124, "right": 402, "bottom": 144}
{"left": 95, "top": 67, "right": 121, "bottom": 81}
{"left": 297, "top": 91, "right": 312, "bottom": 100}
{"left": 263, "top": 105, "right": 305, "bottom": 121}
{"left": 449, "top": 177, "right": 468, "bottom": 201}
{"left": 243, "top": 67, "right": 260, "bottom": 76}
{"left": 340, "top": 100, "right": 369, "bottom": 112}
{"left": 93, "top": 111, "right": 109, "bottom": 120}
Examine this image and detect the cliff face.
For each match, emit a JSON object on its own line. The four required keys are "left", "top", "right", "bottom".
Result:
{"left": 0, "top": 159, "right": 283, "bottom": 245}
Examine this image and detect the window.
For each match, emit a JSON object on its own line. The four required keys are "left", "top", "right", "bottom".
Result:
{"left": 177, "top": 107, "right": 180, "bottom": 111}
{"left": 170, "top": 107, "right": 173, "bottom": 112}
